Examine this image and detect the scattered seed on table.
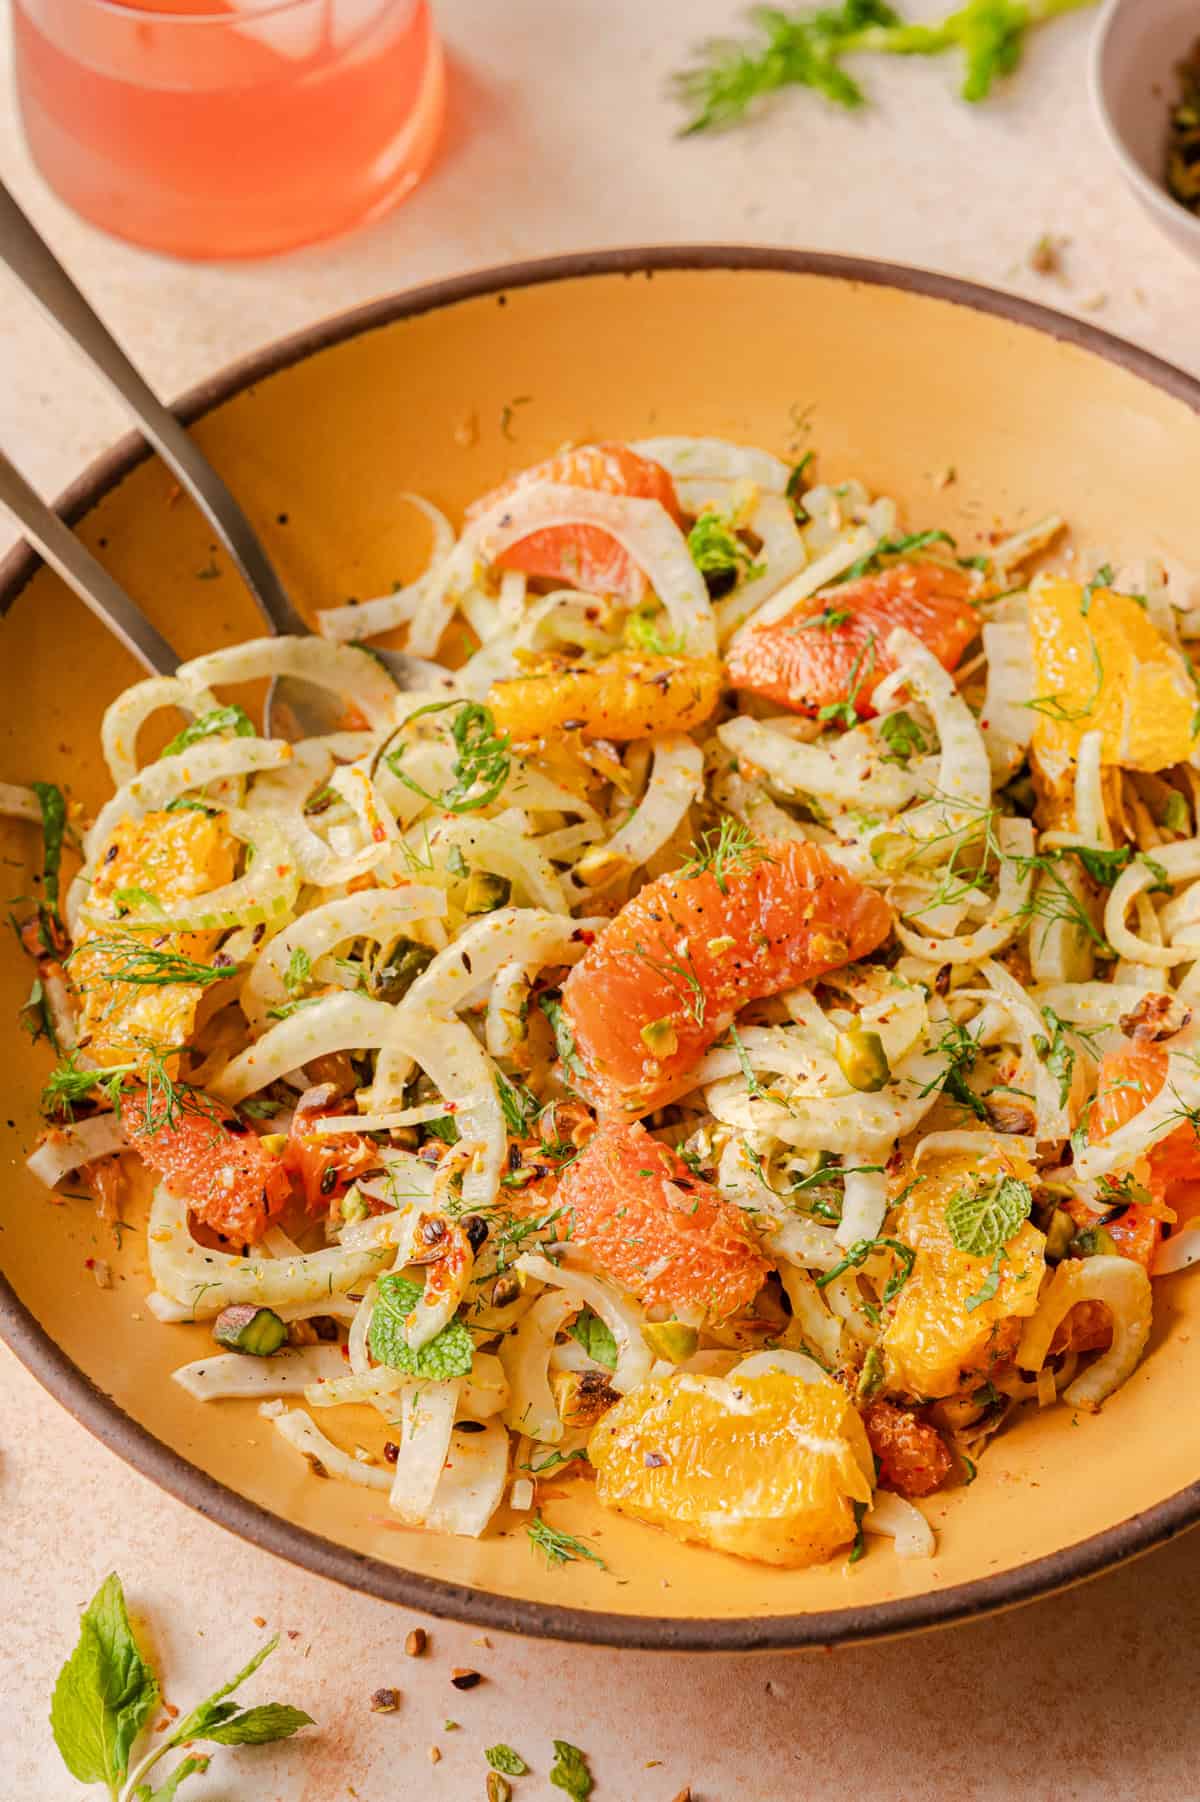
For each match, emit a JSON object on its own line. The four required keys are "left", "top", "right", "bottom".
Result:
{"left": 405, "top": 1627, "right": 428, "bottom": 1657}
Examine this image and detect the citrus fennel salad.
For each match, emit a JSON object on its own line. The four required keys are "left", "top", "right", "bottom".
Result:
{"left": 11, "top": 434, "right": 1200, "bottom": 1573}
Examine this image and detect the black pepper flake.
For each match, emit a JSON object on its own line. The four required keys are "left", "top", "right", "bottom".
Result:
{"left": 455, "top": 1419, "right": 486, "bottom": 1433}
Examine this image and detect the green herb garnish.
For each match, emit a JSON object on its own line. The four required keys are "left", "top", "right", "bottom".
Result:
{"left": 31, "top": 779, "right": 67, "bottom": 917}
{"left": 70, "top": 934, "right": 237, "bottom": 990}
{"left": 878, "top": 709, "right": 928, "bottom": 765}
{"left": 160, "top": 705, "right": 255, "bottom": 759}
{"left": 686, "top": 507, "right": 764, "bottom": 584}
{"left": 526, "top": 1513, "right": 606, "bottom": 1571}
{"left": 793, "top": 604, "right": 852, "bottom": 631}
{"left": 672, "top": 0, "right": 1096, "bottom": 135}
{"left": 284, "top": 946, "right": 312, "bottom": 996}
{"left": 384, "top": 699, "right": 511, "bottom": 814}
{"left": 841, "top": 528, "right": 956, "bottom": 583}
{"left": 486, "top": 1745, "right": 530, "bottom": 1776}
{"left": 50, "top": 1573, "right": 311, "bottom": 1802}
{"left": 817, "top": 630, "right": 877, "bottom": 728}
{"left": 368, "top": 1272, "right": 474, "bottom": 1381}
{"left": 566, "top": 1306, "right": 618, "bottom": 1371}
{"left": 814, "top": 1235, "right": 915, "bottom": 1302}
{"left": 964, "top": 1247, "right": 1007, "bottom": 1312}
{"left": 944, "top": 1173, "right": 1032, "bottom": 1258}
{"left": 538, "top": 991, "right": 584, "bottom": 1080}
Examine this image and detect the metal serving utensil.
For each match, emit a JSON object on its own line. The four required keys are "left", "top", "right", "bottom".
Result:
{"left": 0, "top": 178, "right": 438, "bottom": 737}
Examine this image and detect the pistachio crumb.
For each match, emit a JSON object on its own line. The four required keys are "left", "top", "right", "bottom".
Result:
{"left": 370, "top": 1687, "right": 400, "bottom": 1713}
{"left": 405, "top": 1627, "right": 428, "bottom": 1657}
{"left": 428, "top": 1745, "right": 441, "bottom": 1765}
{"left": 450, "top": 1667, "right": 482, "bottom": 1690}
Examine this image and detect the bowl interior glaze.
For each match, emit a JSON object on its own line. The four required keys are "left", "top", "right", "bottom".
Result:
{"left": 3, "top": 253, "right": 1200, "bottom": 1650}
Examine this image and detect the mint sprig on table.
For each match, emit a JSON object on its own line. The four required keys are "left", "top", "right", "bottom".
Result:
{"left": 50, "top": 1574, "right": 312, "bottom": 1799}
{"left": 673, "top": 0, "right": 1096, "bottom": 134}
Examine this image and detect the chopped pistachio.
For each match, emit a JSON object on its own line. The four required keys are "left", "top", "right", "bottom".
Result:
{"left": 464, "top": 870, "right": 512, "bottom": 915}
{"left": 640, "top": 1016, "right": 679, "bottom": 1058}
{"left": 642, "top": 1320, "right": 699, "bottom": 1364}
{"left": 213, "top": 1304, "right": 287, "bottom": 1357}
{"left": 834, "top": 1027, "right": 891, "bottom": 1093}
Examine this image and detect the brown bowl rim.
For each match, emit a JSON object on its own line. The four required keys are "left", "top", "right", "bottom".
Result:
{"left": 3, "top": 245, "right": 1200, "bottom": 1652}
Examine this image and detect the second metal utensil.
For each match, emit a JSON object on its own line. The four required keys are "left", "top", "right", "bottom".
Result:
{"left": 0, "top": 178, "right": 441, "bottom": 736}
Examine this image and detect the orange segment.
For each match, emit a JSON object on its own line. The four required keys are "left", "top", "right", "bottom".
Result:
{"left": 1028, "top": 576, "right": 1198, "bottom": 774}
{"left": 466, "top": 443, "right": 681, "bottom": 602}
{"left": 487, "top": 653, "right": 721, "bottom": 743}
{"left": 1086, "top": 1039, "right": 1199, "bottom": 1262}
{"left": 72, "top": 809, "right": 235, "bottom": 1073}
{"left": 881, "top": 1152, "right": 1046, "bottom": 1399}
{"left": 125, "top": 1097, "right": 291, "bottom": 1246}
{"left": 726, "top": 562, "right": 979, "bottom": 720}
{"left": 552, "top": 1118, "right": 769, "bottom": 1321}
{"left": 561, "top": 838, "right": 892, "bottom": 1116}
{"left": 589, "top": 1370, "right": 874, "bottom": 1567}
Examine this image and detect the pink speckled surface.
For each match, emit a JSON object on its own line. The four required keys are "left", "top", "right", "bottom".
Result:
{"left": 3, "top": 1, "right": 1200, "bottom": 1795}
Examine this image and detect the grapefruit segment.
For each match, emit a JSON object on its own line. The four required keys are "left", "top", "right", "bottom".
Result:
{"left": 125, "top": 1095, "right": 291, "bottom": 1246}
{"left": 553, "top": 1117, "right": 769, "bottom": 1322}
{"left": 466, "top": 442, "right": 681, "bottom": 602}
{"left": 560, "top": 837, "right": 892, "bottom": 1116}
{"left": 726, "top": 562, "right": 978, "bottom": 720}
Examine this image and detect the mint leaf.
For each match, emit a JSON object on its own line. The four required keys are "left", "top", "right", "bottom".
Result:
{"left": 550, "top": 1739, "right": 594, "bottom": 1798}
{"left": 965, "top": 1247, "right": 1006, "bottom": 1313}
{"left": 538, "top": 992, "right": 584, "bottom": 1080}
{"left": 160, "top": 705, "right": 255, "bottom": 759}
{"left": 486, "top": 1744, "right": 530, "bottom": 1775}
{"left": 566, "top": 1307, "right": 617, "bottom": 1371}
{"left": 166, "top": 1634, "right": 277, "bottom": 1748}
{"left": 945, "top": 1174, "right": 1031, "bottom": 1258}
{"left": 199, "top": 1703, "right": 313, "bottom": 1745}
{"left": 31, "top": 779, "right": 67, "bottom": 913}
{"left": 877, "top": 709, "right": 928, "bottom": 765}
{"left": 50, "top": 1573, "right": 159, "bottom": 1789}
{"left": 368, "top": 1273, "right": 474, "bottom": 1380}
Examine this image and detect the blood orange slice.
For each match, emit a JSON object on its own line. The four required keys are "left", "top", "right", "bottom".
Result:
{"left": 560, "top": 836, "right": 892, "bottom": 1116}
{"left": 466, "top": 442, "right": 681, "bottom": 601}
{"left": 125, "top": 1095, "right": 291, "bottom": 1246}
{"left": 727, "top": 563, "right": 978, "bottom": 720}
{"left": 553, "top": 1117, "right": 768, "bottom": 1321}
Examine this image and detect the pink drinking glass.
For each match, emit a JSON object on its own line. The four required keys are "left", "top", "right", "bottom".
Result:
{"left": 11, "top": 0, "right": 445, "bottom": 259}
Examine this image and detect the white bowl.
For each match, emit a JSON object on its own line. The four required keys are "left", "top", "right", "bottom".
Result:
{"left": 1091, "top": 0, "right": 1200, "bottom": 266}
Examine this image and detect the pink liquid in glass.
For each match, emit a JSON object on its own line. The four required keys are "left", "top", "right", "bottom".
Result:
{"left": 12, "top": 0, "right": 445, "bottom": 259}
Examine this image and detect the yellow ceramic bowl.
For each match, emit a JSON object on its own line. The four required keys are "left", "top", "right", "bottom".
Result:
{"left": 3, "top": 252, "right": 1200, "bottom": 1651}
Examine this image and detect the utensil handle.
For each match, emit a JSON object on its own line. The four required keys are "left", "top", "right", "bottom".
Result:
{"left": 0, "top": 448, "right": 179, "bottom": 676}
{"left": 0, "top": 181, "right": 309, "bottom": 639}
